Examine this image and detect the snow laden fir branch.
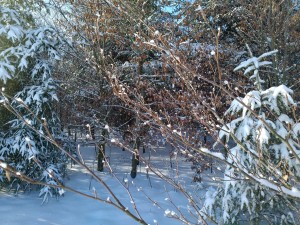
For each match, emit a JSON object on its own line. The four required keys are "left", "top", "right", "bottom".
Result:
{"left": 0, "top": 6, "right": 68, "bottom": 201}
{"left": 202, "top": 49, "right": 300, "bottom": 225}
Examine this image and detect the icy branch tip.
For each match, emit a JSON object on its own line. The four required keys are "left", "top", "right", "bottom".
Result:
{"left": 164, "top": 209, "right": 176, "bottom": 217}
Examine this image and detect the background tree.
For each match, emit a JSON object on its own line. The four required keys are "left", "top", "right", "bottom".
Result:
{"left": 43, "top": 0, "right": 168, "bottom": 153}
{"left": 189, "top": 0, "right": 300, "bottom": 88}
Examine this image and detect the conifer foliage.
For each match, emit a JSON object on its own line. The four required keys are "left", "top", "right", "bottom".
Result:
{"left": 0, "top": 6, "right": 67, "bottom": 201}
{"left": 203, "top": 48, "right": 300, "bottom": 224}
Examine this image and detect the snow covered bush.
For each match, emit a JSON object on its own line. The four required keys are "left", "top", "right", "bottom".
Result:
{"left": 202, "top": 48, "right": 300, "bottom": 224}
{"left": 0, "top": 6, "right": 68, "bottom": 200}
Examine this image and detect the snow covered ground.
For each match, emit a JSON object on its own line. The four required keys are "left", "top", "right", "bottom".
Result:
{"left": 0, "top": 142, "right": 222, "bottom": 225}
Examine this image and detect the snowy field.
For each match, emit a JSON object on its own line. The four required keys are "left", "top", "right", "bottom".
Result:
{"left": 0, "top": 142, "right": 222, "bottom": 225}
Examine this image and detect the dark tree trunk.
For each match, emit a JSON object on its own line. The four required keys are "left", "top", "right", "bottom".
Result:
{"left": 91, "top": 125, "right": 95, "bottom": 140}
{"left": 97, "top": 143, "right": 105, "bottom": 172}
{"left": 130, "top": 137, "right": 140, "bottom": 178}
{"left": 130, "top": 151, "right": 139, "bottom": 178}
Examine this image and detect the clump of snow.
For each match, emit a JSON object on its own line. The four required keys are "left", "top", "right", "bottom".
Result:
{"left": 262, "top": 85, "right": 295, "bottom": 114}
{"left": 0, "top": 162, "right": 7, "bottom": 168}
{"left": 195, "top": 5, "right": 203, "bottom": 11}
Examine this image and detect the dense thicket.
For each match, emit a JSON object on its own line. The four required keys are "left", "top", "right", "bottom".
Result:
{"left": 0, "top": 0, "right": 300, "bottom": 224}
